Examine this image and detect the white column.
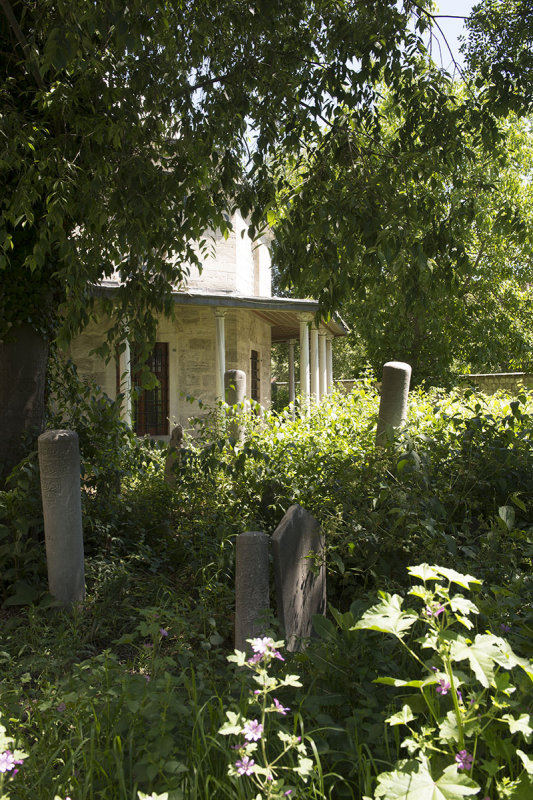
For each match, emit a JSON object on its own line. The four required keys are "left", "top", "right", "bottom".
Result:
{"left": 310, "top": 324, "right": 319, "bottom": 401}
{"left": 215, "top": 308, "right": 226, "bottom": 403}
{"left": 298, "top": 314, "right": 311, "bottom": 412}
{"left": 119, "top": 340, "right": 132, "bottom": 426}
{"left": 319, "top": 329, "right": 327, "bottom": 399}
{"left": 288, "top": 339, "right": 296, "bottom": 420}
{"left": 326, "top": 334, "right": 334, "bottom": 392}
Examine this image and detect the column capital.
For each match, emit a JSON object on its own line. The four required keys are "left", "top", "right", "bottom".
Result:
{"left": 214, "top": 307, "right": 227, "bottom": 318}
{"left": 296, "top": 312, "right": 314, "bottom": 324}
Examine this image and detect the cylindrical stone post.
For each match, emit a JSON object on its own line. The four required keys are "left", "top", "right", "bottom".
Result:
{"left": 38, "top": 430, "right": 85, "bottom": 606}
{"left": 376, "top": 361, "right": 412, "bottom": 445}
{"left": 225, "top": 369, "right": 246, "bottom": 442}
{"left": 235, "top": 531, "right": 270, "bottom": 652}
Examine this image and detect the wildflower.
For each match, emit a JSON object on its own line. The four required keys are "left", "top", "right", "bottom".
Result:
{"left": 159, "top": 628, "right": 168, "bottom": 637}
{"left": 0, "top": 751, "right": 15, "bottom": 773}
{"left": 500, "top": 623, "right": 511, "bottom": 633}
{"left": 248, "top": 653, "right": 263, "bottom": 665}
{"left": 455, "top": 750, "right": 473, "bottom": 771}
{"left": 457, "top": 690, "right": 463, "bottom": 702}
{"left": 243, "top": 719, "right": 263, "bottom": 741}
{"left": 436, "top": 679, "right": 451, "bottom": 695}
{"left": 57, "top": 702, "right": 66, "bottom": 713}
{"left": 273, "top": 698, "right": 290, "bottom": 715}
{"left": 235, "top": 755, "right": 255, "bottom": 775}
{"left": 143, "top": 642, "right": 153, "bottom": 649}
{"left": 250, "top": 637, "right": 275, "bottom": 656}
{"left": 425, "top": 604, "right": 445, "bottom": 617}
{"left": 144, "top": 674, "right": 151, "bottom": 682}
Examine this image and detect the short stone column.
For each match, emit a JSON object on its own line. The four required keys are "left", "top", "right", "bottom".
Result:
{"left": 376, "top": 361, "right": 412, "bottom": 445}
{"left": 235, "top": 531, "right": 270, "bottom": 652}
{"left": 38, "top": 430, "right": 85, "bottom": 606}
{"left": 225, "top": 369, "right": 246, "bottom": 442}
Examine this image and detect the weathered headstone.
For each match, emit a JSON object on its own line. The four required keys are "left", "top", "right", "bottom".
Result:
{"left": 164, "top": 424, "right": 183, "bottom": 486}
{"left": 225, "top": 369, "right": 246, "bottom": 442}
{"left": 375, "top": 361, "right": 412, "bottom": 446}
{"left": 272, "top": 505, "right": 326, "bottom": 651}
{"left": 235, "top": 531, "right": 270, "bottom": 651}
{"left": 38, "top": 430, "right": 85, "bottom": 607}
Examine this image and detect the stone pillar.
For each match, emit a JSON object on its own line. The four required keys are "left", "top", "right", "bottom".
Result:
{"left": 298, "top": 314, "right": 311, "bottom": 412}
{"left": 310, "top": 324, "right": 319, "bottom": 401}
{"left": 225, "top": 369, "right": 246, "bottom": 442}
{"left": 288, "top": 339, "right": 296, "bottom": 421}
{"left": 326, "top": 335, "right": 334, "bottom": 392}
{"left": 119, "top": 339, "right": 132, "bottom": 426}
{"left": 319, "top": 330, "right": 327, "bottom": 398}
{"left": 235, "top": 531, "right": 270, "bottom": 652}
{"left": 376, "top": 361, "right": 412, "bottom": 445}
{"left": 38, "top": 430, "right": 85, "bottom": 607}
{"left": 214, "top": 308, "right": 226, "bottom": 404}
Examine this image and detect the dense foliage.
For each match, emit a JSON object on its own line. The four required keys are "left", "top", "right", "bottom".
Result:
{"left": 0, "top": 384, "right": 532, "bottom": 798}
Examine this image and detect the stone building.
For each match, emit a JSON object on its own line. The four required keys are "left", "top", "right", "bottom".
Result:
{"left": 68, "top": 211, "right": 346, "bottom": 439}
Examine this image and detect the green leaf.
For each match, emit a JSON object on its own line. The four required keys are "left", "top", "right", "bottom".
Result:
{"left": 352, "top": 593, "right": 418, "bottom": 640}
{"left": 501, "top": 713, "right": 533, "bottom": 739}
{"left": 498, "top": 505, "right": 515, "bottom": 530}
{"left": 374, "top": 758, "right": 480, "bottom": 799}
{"left": 312, "top": 613, "right": 336, "bottom": 640}
{"left": 386, "top": 704, "right": 416, "bottom": 726}
{"left": 517, "top": 749, "right": 533, "bottom": 775}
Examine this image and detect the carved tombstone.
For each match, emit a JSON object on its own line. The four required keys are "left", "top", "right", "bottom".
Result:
{"left": 272, "top": 505, "right": 326, "bottom": 651}
{"left": 38, "top": 429, "right": 85, "bottom": 607}
{"left": 164, "top": 424, "right": 183, "bottom": 486}
{"left": 234, "top": 531, "right": 270, "bottom": 652}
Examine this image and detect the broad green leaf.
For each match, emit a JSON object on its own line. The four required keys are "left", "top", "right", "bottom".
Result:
{"left": 374, "top": 759, "right": 480, "bottom": 799}
{"left": 502, "top": 713, "right": 533, "bottom": 739}
{"left": 517, "top": 749, "right": 533, "bottom": 774}
{"left": 450, "top": 634, "right": 504, "bottom": 687}
{"left": 386, "top": 704, "right": 416, "bottom": 726}
{"left": 352, "top": 593, "right": 418, "bottom": 640}
{"left": 408, "top": 564, "right": 441, "bottom": 582}
{"left": 432, "top": 567, "right": 482, "bottom": 590}
{"left": 449, "top": 597, "right": 479, "bottom": 617}
{"left": 376, "top": 677, "right": 433, "bottom": 689}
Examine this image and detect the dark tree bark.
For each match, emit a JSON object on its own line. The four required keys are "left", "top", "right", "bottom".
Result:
{"left": 0, "top": 324, "right": 48, "bottom": 486}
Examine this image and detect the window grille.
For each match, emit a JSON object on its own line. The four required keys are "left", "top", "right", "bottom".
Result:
{"left": 133, "top": 343, "right": 169, "bottom": 436}
{"left": 251, "top": 349, "right": 260, "bottom": 402}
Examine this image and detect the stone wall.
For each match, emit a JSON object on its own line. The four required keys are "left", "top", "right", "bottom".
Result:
{"left": 459, "top": 372, "right": 533, "bottom": 394}
{"left": 184, "top": 211, "right": 272, "bottom": 298}
{"left": 67, "top": 305, "right": 272, "bottom": 439}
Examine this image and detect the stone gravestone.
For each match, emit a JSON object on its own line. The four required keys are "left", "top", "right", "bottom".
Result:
{"left": 164, "top": 424, "right": 183, "bottom": 486}
{"left": 375, "top": 361, "right": 412, "bottom": 446}
{"left": 272, "top": 505, "right": 326, "bottom": 651}
{"left": 38, "top": 429, "right": 85, "bottom": 607}
{"left": 234, "top": 531, "right": 270, "bottom": 652}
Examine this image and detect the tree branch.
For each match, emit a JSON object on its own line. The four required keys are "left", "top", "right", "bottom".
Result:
{"left": 0, "top": 0, "right": 44, "bottom": 89}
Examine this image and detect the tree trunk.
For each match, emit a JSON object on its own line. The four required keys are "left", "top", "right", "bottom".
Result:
{"left": 0, "top": 324, "right": 48, "bottom": 486}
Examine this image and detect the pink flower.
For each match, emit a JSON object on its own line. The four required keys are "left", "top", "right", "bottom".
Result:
{"left": 159, "top": 628, "right": 168, "bottom": 637}
{"left": 273, "top": 698, "right": 290, "bottom": 715}
{"left": 0, "top": 751, "right": 15, "bottom": 773}
{"left": 250, "top": 637, "right": 275, "bottom": 655}
{"left": 436, "top": 679, "right": 451, "bottom": 695}
{"left": 243, "top": 719, "right": 263, "bottom": 741}
{"left": 57, "top": 702, "right": 66, "bottom": 713}
{"left": 455, "top": 750, "right": 473, "bottom": 771}
{"left": 235, "top": 755, "right": 255, "bottom": 775}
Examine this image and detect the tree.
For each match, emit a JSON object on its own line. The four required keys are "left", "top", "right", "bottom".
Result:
{"left": 465, "top": 0, "right": 533, "bottom": 115}
{"left": 0, "top": 0, "right": 442, "bottom": 482}
{"left": 270, "top": 76, "right": 533, "bottom": 383}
